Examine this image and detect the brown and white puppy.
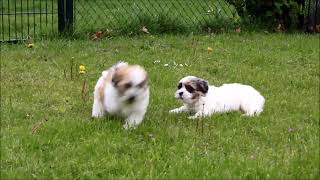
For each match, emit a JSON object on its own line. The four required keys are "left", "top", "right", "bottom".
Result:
{"left": 169, "top": 76, "right": 265, "bottom": 119}
{"left": 92, "top": 62, "right": 149, "bottom": 129}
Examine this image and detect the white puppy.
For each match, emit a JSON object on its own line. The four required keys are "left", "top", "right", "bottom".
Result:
{"left": 92, "top": 62, "right": 149, "bottom": 129}
{"left": 169, "top": 76, "right": 265, "bottom": 119}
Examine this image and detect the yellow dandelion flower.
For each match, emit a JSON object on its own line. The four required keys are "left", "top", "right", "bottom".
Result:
{"left": 79, "top": 70, "right": 86, "bottom": 74}
{"left": 79, "top": 65, "right": 86, "bottom": 74}
{"left": 207, "top": 47, "right": 213, "bottom": 53}
{"left": 79, "top": 65, "right": 86, "bottom": 71}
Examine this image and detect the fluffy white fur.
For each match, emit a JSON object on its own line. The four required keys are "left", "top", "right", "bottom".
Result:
{"left": 169, "top": 76, "right": 265, "bottom": 119}
{"left": 92, "top": 62, "right": 149, "bottom": 129}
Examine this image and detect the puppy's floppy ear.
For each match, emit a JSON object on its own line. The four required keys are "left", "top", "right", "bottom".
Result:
{"left": 112, "top": 70, "right": 120, "bottom": 86}
{"left": 196, "top": 79, "right": 209, "bottom": 94}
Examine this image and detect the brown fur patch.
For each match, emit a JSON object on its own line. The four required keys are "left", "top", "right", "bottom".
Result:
{"left": 183, "top": 79, "right": 206, "bottom": 96}
{"left": 112, "top": 65, "right": 147, "bottom": 94}
{"left": 184, "top": 81, "right": 197, "bottom": 92}
{"left": 191, "top": 93, "right": 200, "bottom": 99}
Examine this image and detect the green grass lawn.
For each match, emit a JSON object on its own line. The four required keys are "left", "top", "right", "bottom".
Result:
{"left": 1, "top": 33, "right": 319, "bottom": 179}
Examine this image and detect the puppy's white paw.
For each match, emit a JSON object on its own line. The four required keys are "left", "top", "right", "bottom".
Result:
{"left": 169, "top": 109, "right": 178, "bottom": 113}
{"left": 92, "top": 101, "right": 105, "bottom": 118}
{"left": 123, "top": 123, "right": 129, "bottom": 130}
{"left": 124, "top": 114, "right": 144, "bottom": 129}
{"left": 123, "top": 123, "right": 137, "bottom": 130}
{"left": 169, "top": 108, "right": 185, "bottom": 114}
{"left": 188, "top": 115, "right": 198, "bottom": 120}
{"left": 188, "top": 112, "right": 207, "bottom": 120}
{"left": 92, "top": 111, "right": 105, "bottom": 118}
{"left": 169, "top": 106, "right": 188, "bottom": 114}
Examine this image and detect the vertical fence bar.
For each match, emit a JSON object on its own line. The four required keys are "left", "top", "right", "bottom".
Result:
{"left": 46, "top": 0, "right": 48, "bottom": 30}
{"left": 66, "top": 0, "right": 73, "bottom": 33}
{"left": 40, "top": 0, "right": 42, "bottom": 34}
{"left": 27, "top": 0, "right": 29, "bottom": 37}
{"left": 307, "top": 0, "right": 311, "bottom": 31}
{"left": 14, "top": 0, "right": 17, "bottom": 40}
{"left": 315, "top": 0, "right": 319, "bottom": 30}
{"left": 73, "top": 0, "right": 76, "bottom": 31}
{"left": 58, "top": 0, "right": 65, "bottom": 33}
{"left": 298, "top": 0, "right": 305, "bottom": 29}
{"left": 1, "top": 0, "right": 4, "bottom": 40}
{"left": 21, "top": 0, "right": 23, "bottom": 39}
{"left": 8, "top": 0, "right": 10, "bottom": 40}
{"left": 51, "top": 0, "right": 54, "bottom": 33}
{"left": 33, "top": 0, "right": 35, "bottom": 38}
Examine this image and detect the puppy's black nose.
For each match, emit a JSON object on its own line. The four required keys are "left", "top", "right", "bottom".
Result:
{"left": 127, "top": 96, "right": 135, "bottom": 103}
{"left": 179, "top": 92, "right": 183, "bottom": 96}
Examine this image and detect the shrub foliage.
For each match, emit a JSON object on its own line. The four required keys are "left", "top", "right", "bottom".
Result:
{"left": 227, "top": 0, "right": 306, "bottom": 29}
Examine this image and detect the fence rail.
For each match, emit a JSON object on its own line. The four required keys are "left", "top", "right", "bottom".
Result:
{"left": 0, "top": 0, "right": 319, "bottom": 42}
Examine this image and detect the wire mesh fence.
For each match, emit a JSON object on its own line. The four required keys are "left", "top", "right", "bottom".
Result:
{"left": 1, "top": 0, "right": 240, "bottom": 42}
{"left": 0, "top": 0, "right": 319, "bottom": 42}
{"left": 74, "top": 0, "right": 240, "bottom": 35}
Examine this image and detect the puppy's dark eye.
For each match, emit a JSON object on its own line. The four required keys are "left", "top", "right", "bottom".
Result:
{"left": 124, "top": 83, "right": 132, "bottom": 89}
{"left": 185, "top": 85, "right": 194, "bottom": 93}
{"left": 112, "top": 78, "right": 119, "bottom": 86}
{"left": 137, "top": 79, "right": 147, "bottom": 88}
{"left": 177, "top": 83, "right": 182, "bottom": 89}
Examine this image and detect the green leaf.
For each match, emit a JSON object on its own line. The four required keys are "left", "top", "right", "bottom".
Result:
{"left": 274, "top": 2, "right": 282, "bottom": 10}
{"left": 266, "top": 11, "right": 273, "bottom": 17}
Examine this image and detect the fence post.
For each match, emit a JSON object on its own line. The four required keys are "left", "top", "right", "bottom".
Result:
{"left": 58, "top": 0, "right": 73, "bottom": 34}
{"left": 66, "top": 0, "right": 74, "bottom": 33}
{"left": 298, "top": 0, "right": 305, "bottom": 30}
{"left": 58, "top": 0, "right": 65, "bottom": 33}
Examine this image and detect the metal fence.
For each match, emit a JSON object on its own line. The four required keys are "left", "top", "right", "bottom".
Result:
{"left": 74, "top": 0, "right": 239, "bottom": 34}
{"left": 0, "top": 0, "right": 319, "bottom": 42}
{"left": 1, "top": 0, "right": 57, "bottom": 42}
